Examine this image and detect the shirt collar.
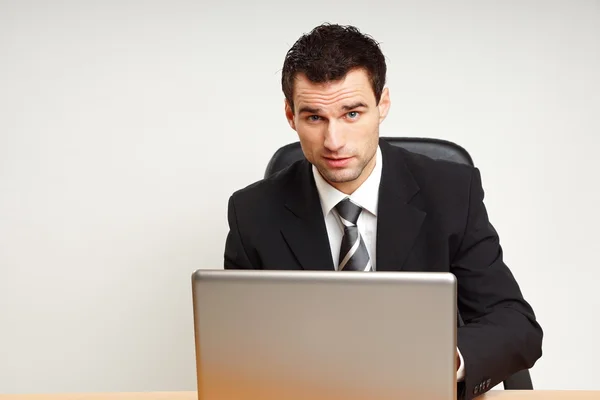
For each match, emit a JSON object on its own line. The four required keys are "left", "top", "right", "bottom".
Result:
{"left": 312, "top": 145, "right": 382, "bottom": 218}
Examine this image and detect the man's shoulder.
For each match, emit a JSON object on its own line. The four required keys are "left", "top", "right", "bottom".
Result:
{"left": 386, "top": 144, "right": 480, "bottom": 225}
{"left": 229, "top": 159, "right": 308, "bottom": 204}
{"left": 389, "top": 144, "right": 475, "bottom": 186}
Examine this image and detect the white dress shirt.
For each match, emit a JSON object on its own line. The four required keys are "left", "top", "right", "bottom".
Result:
{"left": 312, "top": 145, "right": 466, "bottom": 381}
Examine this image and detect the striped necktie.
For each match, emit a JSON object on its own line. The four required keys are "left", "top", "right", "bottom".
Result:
{"left": 335, "top": 198, "right": 372, "bottom": 271}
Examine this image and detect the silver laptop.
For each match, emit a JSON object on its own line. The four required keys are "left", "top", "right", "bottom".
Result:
{"left": 191, "top": 269, "right": 457, "bottom": 400}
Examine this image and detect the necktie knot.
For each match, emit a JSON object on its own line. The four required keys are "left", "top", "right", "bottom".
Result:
{"left": 335, "top": 198, "right": 362, "bottom": 225}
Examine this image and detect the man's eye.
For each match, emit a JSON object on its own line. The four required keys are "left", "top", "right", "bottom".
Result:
{"left": 347, "top": 111, "right": 359, "bottom": 119}
{"left": 308, "top": 115, "right": 321, "bottom": 121}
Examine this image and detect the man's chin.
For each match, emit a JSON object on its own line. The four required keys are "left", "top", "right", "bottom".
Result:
{"left": 319, "top": 168, "right": 361, "bottom": 184}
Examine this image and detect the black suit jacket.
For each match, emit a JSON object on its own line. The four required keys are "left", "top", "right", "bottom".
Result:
{"left": 224, "top": 139, "right": 543, "bottom": 399}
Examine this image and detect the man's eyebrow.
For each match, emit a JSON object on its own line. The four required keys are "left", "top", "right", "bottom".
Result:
{"left": 297, "top": 102, "right": 368, "bottom": 114}
{"left": 298, "top": 106, "right": 322, "bottom": 114}
{"left": 341, "top": 102, "right": 368, "bottom": 110}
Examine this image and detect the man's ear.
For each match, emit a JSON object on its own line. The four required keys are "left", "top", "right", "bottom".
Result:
{"left": 378, "top": 87, "right": 391, "bottom": 123}
{"left": 285, "top": 99, "right": 296, "bottom": 131}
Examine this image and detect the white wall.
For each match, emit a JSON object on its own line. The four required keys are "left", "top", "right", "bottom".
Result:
{"left": 1, "top": 0, "right": 599, "bottom": 394}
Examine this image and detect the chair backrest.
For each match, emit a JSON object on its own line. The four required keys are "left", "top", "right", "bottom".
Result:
{"left": 264, "top": 137, "right": 474, "bottom": 178}
{"left": 264, "top": 136, "right": 534, "bottom": 391}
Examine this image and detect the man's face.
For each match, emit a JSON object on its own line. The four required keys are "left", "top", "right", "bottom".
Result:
{"left": 285, "top": 68, "right": 390, "bottom": 194}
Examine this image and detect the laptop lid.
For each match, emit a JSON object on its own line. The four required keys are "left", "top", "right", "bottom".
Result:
{"left": 191, "top": 270, "right": 457, "bottom": 400}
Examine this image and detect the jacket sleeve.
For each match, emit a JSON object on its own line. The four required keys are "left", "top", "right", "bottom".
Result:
{"left": 224, "top": 195, "right": 256, "bottom": 269}
{"left": 452, "top": 168, "right": 543, "bottom": 399}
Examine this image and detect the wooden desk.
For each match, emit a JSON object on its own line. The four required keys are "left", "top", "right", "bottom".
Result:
{"left": 1, "top": 392, "right": 599, "bottom": 399}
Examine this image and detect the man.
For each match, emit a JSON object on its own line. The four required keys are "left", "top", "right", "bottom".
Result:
{"left": 224, "top": 23, "right": 542, "bottom": 399}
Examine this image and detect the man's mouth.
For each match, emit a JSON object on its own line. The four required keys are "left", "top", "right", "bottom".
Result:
{"left": 323, "top": 156, "right": 353, "bottom": 168}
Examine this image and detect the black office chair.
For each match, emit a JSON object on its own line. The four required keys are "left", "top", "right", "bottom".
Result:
{"left": 264, "top": 136, "right": 534, "bottom": 391}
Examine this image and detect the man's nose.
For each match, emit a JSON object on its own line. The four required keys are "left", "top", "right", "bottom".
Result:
{"left": 324, "top": 121, "right": 344, "bottom": 152}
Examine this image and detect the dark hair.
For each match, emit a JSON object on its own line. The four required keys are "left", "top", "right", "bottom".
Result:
{"left": 282, "top": 23, "right": 387, "bottom": 112}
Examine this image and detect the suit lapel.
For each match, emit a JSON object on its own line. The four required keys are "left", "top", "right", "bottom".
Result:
{"left": 376, "top": 140, "right": 426, "bottom": 271}
{"left": 280, "top": 161, "right": 334, "bottom": 270}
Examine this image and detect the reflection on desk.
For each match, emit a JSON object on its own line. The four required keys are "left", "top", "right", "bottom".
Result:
{"left": 1, "top": 392, "right": 600, "bottom": 400}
